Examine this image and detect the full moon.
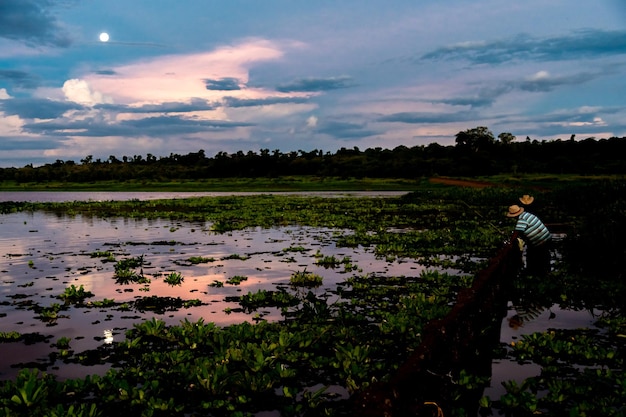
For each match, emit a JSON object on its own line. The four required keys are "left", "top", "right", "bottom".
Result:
{"left": 99, "top": 32, "right": 110, "bottom": 42}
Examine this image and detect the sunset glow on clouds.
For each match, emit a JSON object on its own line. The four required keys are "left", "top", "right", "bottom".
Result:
{"left": 1, "top": 0, "right": 626, "bottom": 166}
{"left": 80, "top": 39, "right": 288, "bottom": 105}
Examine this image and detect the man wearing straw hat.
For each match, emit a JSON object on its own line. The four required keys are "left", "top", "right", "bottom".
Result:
{"left": 507, "top": 204, "right": 552, "bottom": 276}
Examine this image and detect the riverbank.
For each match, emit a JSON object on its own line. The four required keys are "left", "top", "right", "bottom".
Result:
{"left": 2, "top": 174, "right": 622, "bottom": 192}
{"left": 0, "top": 176, "right": 423, "bottom": 192}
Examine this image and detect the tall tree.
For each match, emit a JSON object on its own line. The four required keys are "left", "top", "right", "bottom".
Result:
{"left": 498, "top": 132, "right": 516, "bottom": 144}
{"left": 455, "top": 126, "right": 495, "bottom": 152}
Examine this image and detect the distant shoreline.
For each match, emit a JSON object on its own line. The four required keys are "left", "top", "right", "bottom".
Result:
{"left": 0, "top": 176, "right": 423, "bottom": 192}
{"left": 1, "top": 174, "right": 622, "bottom": 193}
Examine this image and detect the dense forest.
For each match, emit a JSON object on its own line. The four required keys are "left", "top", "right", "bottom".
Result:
{"left": 2, "top": 127, "right": 626, "bottom": 182}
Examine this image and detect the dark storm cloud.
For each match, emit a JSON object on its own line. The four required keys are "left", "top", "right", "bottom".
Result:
{"left": 0, "top": 0, "right": 72, "bottom": 47}
{"left": 223, "top": 96, "right": 310, "bottom": 108}
{"left": 0, "top": 69, "right": 39, "bottom": 89}
{"left": 95, "top": 98, "right": 215, "bottom": 113}
{"left": 276, "top": 76, "right": 354, "bottom": 92}
{"left": 0, "top": 97, "right": 84, "bottom": 119}
{"left": 421, "top": 29, "right": 626, "bottom": 64}
{"left": 204, "top": 77, "right": 241, "bottom": 91}
{"left": 23, "top": 115, "right": 253, "bottom": 137}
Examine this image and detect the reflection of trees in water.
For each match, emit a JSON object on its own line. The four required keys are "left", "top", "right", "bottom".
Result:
{"left": 509, "top": 209, "right": 625, "bottom": 327}
{"left": 508, "top": 304, "right": 556, "bottom": 330}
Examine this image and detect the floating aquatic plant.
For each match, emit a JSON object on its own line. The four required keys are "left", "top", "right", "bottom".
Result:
{"left": 57, "top": 285, "right": 94, "bottom": 304}
{"left": 0, "top": 331, "right": 21, "bottom": 342}
{"left": 163, "top": 272, "right": 184, "bottom": 286}
{"left": 239, "top": 289, "right": 300, "bottom": 312}
{"left": 221, "top": 253, "right": 249, "bottom": 261}
{"left": 54, "top": 337, "right": 71, "bottom": 349}
{"left": 289, "top": 269, "right": 323, "bottom": 287}
{"left": 187, "top": 256, "right": 215, "bottom": 264}
{"left": 226, "top": 275, "right": 248, "bottom": 285}
{"left": 35, "top": 303, "right": 63, "bottom": 323}
{"left": 113, "top": 255, "right": 150, "bottom": 284}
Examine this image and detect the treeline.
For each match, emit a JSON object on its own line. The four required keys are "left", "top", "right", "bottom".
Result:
{"left": 2, "top": 128, "right": 626, "bottom": 183}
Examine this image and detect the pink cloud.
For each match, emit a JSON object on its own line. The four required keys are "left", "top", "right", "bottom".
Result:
{"left": 82, "top": 39, "right": 285, "bottom": 105}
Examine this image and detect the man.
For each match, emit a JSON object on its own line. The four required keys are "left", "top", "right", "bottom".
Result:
{"left": 507, "top": 204, "right": 552, "bottom": 276}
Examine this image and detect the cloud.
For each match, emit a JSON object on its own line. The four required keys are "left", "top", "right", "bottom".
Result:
{"left": 276, "top": 76, "right": 354, "bottom": 92}
{"left": 82, "top": 39, "right": 285, "bottom": 104}
{"left": 95, "top": 98, "right": 216, "bottom": 114}
{"left": 420, "top": 29, "right": 626, "bottom": 64}
{"left": 492, "top": 104, "right": 626, "bottom": 139}
{"left": 204, "top": 77, "right": 242, "bottom": 91}
{"left": 0, "top": 69, "right": 39, "bottom": 89}
{"left": 119, "top": 115, "right": 252, "bottom": 134}
{"left": 0, "top": 136, "right": 64, "bottom": 151}
{"left": 436, "top": 97, "right": 495, "bottom": 108}
{"left": 519, "top": 109, "right": 615, "bottom": 126}
{"left": 0, "top": 0, "right": 71, "bottom": 47}
{"left": 513, "top": 70, "right": 599, "bottom": 92}
{"left": 63, "top": 79, "right": 112, "bottom": 106}
{"left": 0, "top": 97, "right": 84, "bottom": 119}
{"left": 423, "top": 65, "right": 614, "bottom": 111}
{"left": 314, "top": 118, "right": 378, "bottom": 139}
{"left": 95, "top": 40, "right": 166, "bottom": 48}
{"left": 378, "top": 111, "right": 477, "bottom": 124}
{"left": 23, "top": 114, "right": 253, "bottom": 137}
{"left": 223, "top": 96, "right": 310, "bottom": 108}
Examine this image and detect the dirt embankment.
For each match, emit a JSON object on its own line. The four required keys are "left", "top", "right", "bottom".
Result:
{"left": 428, "top": 177, "right": 498, "bottom": 188}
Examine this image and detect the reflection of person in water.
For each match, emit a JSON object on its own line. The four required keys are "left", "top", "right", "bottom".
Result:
{"left": 519, "top": 194, "right": 534, "bottom": 209}
{"left": 507, "top": 204, "right": 552, "bottom": 276}
{"left": 507, "top": 308, "right": 556, "bottom": 329}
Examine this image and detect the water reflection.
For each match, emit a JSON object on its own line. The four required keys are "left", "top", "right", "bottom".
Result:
{"left": 485, "top": 303, "right": 599, "bottom": 401}
{"left": 0, "top": 191, "right": 407, "bottom": 203}
{"left": 103, "top": 329, "right": 113, "bottom": 344}
{"left": 0, "top": 211, "right": 431, "bottom": 380}
{"left": 482, "top": 248, "right": 602, "bottom": 407}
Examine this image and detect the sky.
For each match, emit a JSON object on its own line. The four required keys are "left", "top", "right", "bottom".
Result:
{"left": 1, "top": 0, "right": 626, "bottom": 168}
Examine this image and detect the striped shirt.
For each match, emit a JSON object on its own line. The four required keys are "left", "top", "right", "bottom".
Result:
{"left": 515, "top": 211, "right": 551, "bottom": 246}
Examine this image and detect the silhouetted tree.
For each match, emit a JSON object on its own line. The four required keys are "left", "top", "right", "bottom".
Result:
{"left": 497, "top": 132, "right": 516, "bottom": 144}
{"left": 455, "top": 126, "right": 495, "bottom": 152}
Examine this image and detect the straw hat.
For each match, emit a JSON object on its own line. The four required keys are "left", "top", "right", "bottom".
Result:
{"left": 507, "top": 205, "right": 524, "bottom": 217}
{"left": 519, "top": 195, "right": 534, "bottom": 205}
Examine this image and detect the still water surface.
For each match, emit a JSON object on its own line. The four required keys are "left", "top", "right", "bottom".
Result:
{"left": 0, "top": 191, "right": 407, "bottom": 202}
{"left": 0, "top": 209, "right": 429, "bottom": 379}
